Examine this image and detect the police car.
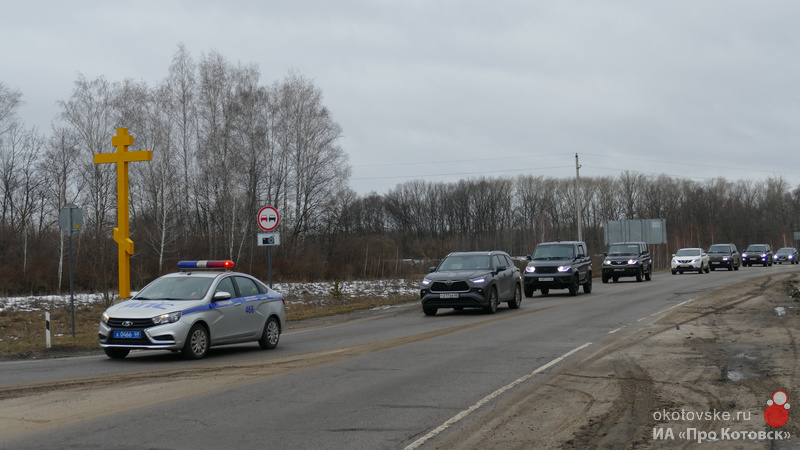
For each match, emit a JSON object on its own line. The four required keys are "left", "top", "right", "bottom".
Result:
{"left": 99, "top": 260, "right": 286, "bottom": 360}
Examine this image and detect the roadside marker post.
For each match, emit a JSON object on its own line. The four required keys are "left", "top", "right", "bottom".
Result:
{"left": 45, "top": 312, "right": 51, "bottom": 348}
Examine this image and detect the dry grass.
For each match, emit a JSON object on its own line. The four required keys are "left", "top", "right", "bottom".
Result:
{"left": 0, "top": 293, "right": 419, "bottom": 360}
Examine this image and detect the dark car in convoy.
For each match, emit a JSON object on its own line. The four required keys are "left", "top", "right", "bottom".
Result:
{"left": 601, "top": 241, "right": 652, "bottom": 283}
{"left": 420, "top": 250, "right": 522, "bottom": 316}
{"left": 742, "top": 244, "right": 773, "bottom": 267}
{"left": 523, "top": 241, "right": 592, "bottom": 297}
{"left": 707, "top": 243, "right": 740, "bottom": 271}
{"left": 774, "top": 247, "right": 799, "bottom": 264}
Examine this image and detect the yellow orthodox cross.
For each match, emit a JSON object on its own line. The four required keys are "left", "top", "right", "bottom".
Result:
{"left": 94, "top": 128, "right": 152, "bottom": 298}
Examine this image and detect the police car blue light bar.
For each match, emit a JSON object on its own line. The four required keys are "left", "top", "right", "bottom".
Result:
{"left": 177, "top": 260, "right": 235, "bottom": 269}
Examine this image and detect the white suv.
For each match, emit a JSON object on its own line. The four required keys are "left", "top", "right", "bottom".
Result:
{"left": 671, "top": 248, "right": 709, "bottom": 275}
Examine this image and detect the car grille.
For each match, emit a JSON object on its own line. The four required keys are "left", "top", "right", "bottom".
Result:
{"left": 607, "top": 260, "right": 629, "bottom": 266}
{"left": 431, "top": 281, "right": 469, "bottom": 292}
{"left": 533, "top": 266, "right": 558, "bottom": 274}
{"left": 107, "top": 318, "right": 153, "bottom": 328}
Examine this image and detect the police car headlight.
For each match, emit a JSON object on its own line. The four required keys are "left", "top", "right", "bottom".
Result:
{"left": 102, "top": 312, "right": 110, "bottom": 324}
{"left": 152, "top": 311, "right": 182, "bottom": 325}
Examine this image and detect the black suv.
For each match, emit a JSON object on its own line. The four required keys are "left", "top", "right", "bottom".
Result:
{"left": 601, "top": 242, "right": 652, "bottom": 283}
{"left": 742, "top": 244, "right": 773, "bottom": 267}
{"left": 707, "top": 243, "right": 740, "bottom": 271}
{"left": 523, "top": 241, "right": 592, "bottom": 297}
{"left": 420, "top": 251, "right": 522, "bottom": 316}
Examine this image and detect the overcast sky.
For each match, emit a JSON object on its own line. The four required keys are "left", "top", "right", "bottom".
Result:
{"left": 4, "top": 1, "right": 800, "bottom": 195}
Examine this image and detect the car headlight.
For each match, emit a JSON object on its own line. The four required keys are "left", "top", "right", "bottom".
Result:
{"left": 470, "top": 276, "right": 487, "bottom": 284}
{"left": 525, "top": 266, "right": 536, "bottom": 273}
{"left": 421, "top": 279, "right": 431, "bottom": 286}
{"left": 627, "top": 259, "right": 638, "bottom": 265}
{"left": 722, "top": 257, "right": 729, "bottom": 261}
{"left": 603, "top": 259, "right": 611, "bottom": 265}
{"left": 102, "top": 312, "right": 110, "bottom": 324}
{"left": 152, "top": 311, "right": 181, "bottom": 325}
{"left": 557, "top": 265, "right": 571, "bottom": 272}
{"left": 742, "top": 252, "right": 747, "bottom": 258}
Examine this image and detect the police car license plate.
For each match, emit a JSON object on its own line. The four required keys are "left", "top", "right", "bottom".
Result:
{"left": 440, "top": 293, "right": 459, "bottom": 299}
{"left": 539, "top": 277, "right": 554, "bottom": 282}
{"left": 114, "top": 330, "right": 141, "bottom": 339}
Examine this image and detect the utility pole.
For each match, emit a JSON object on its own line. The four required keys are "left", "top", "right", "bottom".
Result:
{"left": 575, "top": 153, "right": 582, "bottom": 241}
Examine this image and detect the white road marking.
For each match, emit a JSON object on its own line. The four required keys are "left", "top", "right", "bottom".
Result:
{"left": 404, "top": 342, "right": 593, "bottom": 449}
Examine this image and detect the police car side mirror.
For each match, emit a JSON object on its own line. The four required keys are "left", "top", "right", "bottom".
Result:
{"left": 213, "top": 291, "right": 232, "bottom": 301}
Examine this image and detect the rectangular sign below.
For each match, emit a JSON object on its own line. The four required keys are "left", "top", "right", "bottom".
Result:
{"left": 257, "top": 232, "right": 281, "bottom": 247}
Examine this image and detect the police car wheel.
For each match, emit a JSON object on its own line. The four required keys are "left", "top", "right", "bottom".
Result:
{"left": 182, "top": 324, "right": 209, "bottom": 360}
{"left": 104, "top": 347, "right": 130, "bottom": 359}
{"left": 258, "top": 316, "right": 281, "bottom": 350}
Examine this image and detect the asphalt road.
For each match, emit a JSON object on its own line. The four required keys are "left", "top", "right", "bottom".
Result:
{"left": 1, "top": 263, "right": 797, "bottom": 449}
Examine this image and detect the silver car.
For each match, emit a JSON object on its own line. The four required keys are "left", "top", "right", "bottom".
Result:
{"left": 99, "top": 260, "right": 286, "bottom": 359}
{"left": 671, "top": 248, "right": 709, "bottom": 275}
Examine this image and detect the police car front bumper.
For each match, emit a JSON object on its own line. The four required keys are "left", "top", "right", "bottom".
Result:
{"left": 98, "top": 321, "right": 190, "bottom": 350}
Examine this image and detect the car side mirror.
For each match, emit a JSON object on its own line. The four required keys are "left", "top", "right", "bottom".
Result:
{"left": 213, "top": 291, "right": 232, "bottom": 301}
{"left": 526, "top": 255, "right": 532, "bottom": 261}
{"left": 496, "top": 265, "right": 507, "bottom": 273}
{"left": 429, "top": 266, "right": 436, "bottom": 273}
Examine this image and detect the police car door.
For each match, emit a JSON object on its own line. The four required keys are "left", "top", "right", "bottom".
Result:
{"left": 231, "top": 275, "right": 269, "bottom": 338}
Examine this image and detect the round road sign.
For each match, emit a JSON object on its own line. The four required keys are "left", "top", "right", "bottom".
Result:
{"left": 257, "top": 206, "right": 280, "bottom": 231}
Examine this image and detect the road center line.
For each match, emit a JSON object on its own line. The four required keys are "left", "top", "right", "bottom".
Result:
{"left": 404, "top": 342, "right": 593, "bottom": 450}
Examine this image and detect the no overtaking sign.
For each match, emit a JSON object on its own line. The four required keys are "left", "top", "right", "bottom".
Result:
{"left": 258, "top": 206, "right": 280, "bottom": 231}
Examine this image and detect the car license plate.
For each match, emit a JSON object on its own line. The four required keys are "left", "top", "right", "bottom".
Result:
{"left": 614, "top": 268, "right": 625, "bottom": 272}
{"left": 113, "top": 330, "right": 141, "bottom": 339}
{"left": 439, "top": 293, "right": 459, "bottom": 299}
{"left": 539, "top": 277, "right": 554, "bottom": 282}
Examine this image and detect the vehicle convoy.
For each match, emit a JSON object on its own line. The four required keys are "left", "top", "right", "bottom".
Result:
{"left": 523, "top": 241, "right": 592, "bottom": 297}
{"left": 742, "top": 244, "right": 773, "bottom": 267}
{"left": 707, "top": 243, "right": 740, "bottom": 271}
{"left": 99, "top": 260, "right": 286, "bottom": 360}
{"left": 601, "top": 241, "right": 652, "bottom": 283}
{"left": 671, "top": 248, "right": 709, "bottom": 274}
{"left": 774, "top": 247, "right": 799, "bottom": 264}
{"left": 420, "top": 250, "right": 522, "bottom": 316}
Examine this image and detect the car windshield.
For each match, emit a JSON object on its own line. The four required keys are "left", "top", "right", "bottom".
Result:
{"left": 134, "top": 276, "right": 214, "bottom": 300}
{"left": 438, "top": 255, "right": 491, "bottom": 271}
{"left": 746, "top": 245, "right": 766, "bottom": 252}
{"left": 776, "top": 248, "right": 794, "bottom": 255}
{"left": 533, "top": 244, "right": 575, "bottom": 260}
{"left": 675, "top": 248, "right": 701, "bottom": 257}
{"left": 607, "top": 244, "right": 639, "bottom": 256}
{"left": 708, "top": 245, "right": 731, "bottom": 253}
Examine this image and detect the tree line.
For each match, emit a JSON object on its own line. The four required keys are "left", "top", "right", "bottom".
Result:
{"left": 1, "top": 45, "right": 799, "bottom": 296}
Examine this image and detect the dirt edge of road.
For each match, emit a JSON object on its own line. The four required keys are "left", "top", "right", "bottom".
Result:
{"left": 428, "top": 272, "right": 800, "bottom": 449}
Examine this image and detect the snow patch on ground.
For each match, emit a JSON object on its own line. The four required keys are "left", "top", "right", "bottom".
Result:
{"left": 0, "top": 279, "right": 421, "bottom": 312}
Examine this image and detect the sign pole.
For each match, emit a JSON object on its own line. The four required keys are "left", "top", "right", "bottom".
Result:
{"left": 69, "top": 219, "right": 75, "bottom": 338}
{"left": 59, "top": 204, "right": 83, "bottom": 338}
{"left": 257, "top": 206, "right": 280, "bottom": 289}
{"left": 268, "top": 246, "right": 273, "bottom": 289}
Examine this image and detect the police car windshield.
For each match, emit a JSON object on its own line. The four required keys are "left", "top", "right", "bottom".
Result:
{"left": 135, "top": 277, "right": 214, "bottom": 301}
